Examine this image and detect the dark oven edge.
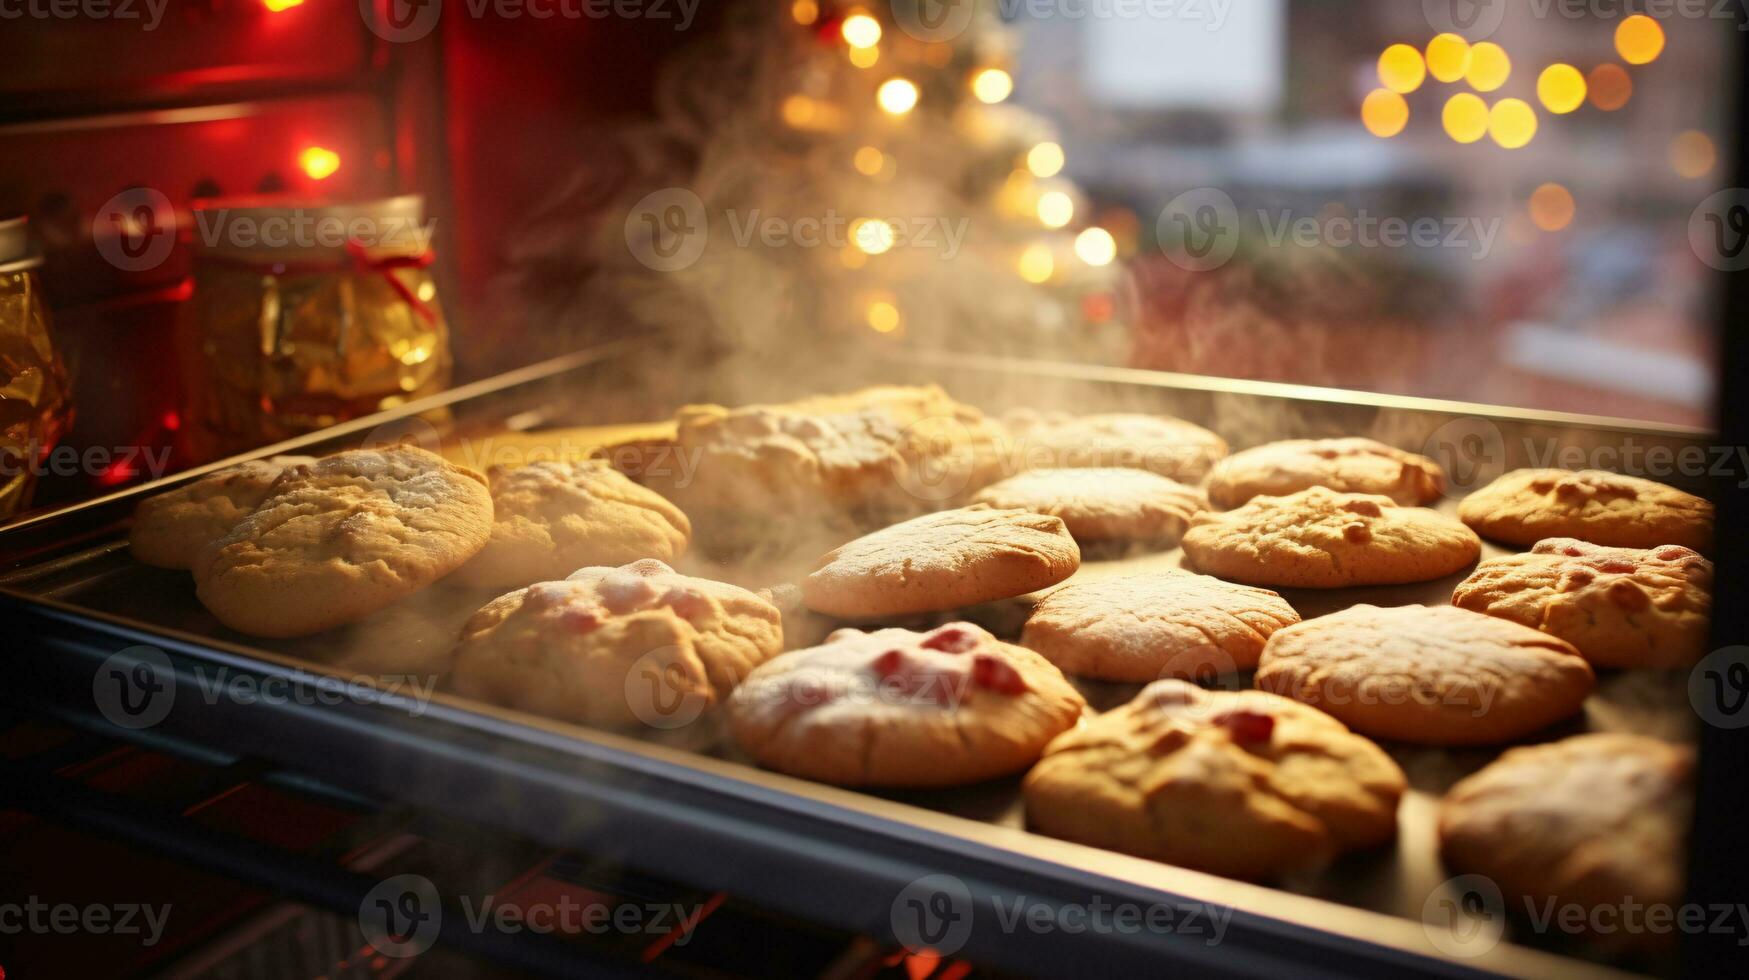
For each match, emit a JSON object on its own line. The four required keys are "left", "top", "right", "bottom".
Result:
{"left": 2, "top": 599, "right": 1517, "bottom": 980}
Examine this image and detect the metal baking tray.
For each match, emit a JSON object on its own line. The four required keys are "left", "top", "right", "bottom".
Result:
{"left": 1, "top": 342, "right": 1712, "bottom": 979}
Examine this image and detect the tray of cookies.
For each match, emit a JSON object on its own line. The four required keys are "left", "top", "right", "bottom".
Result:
{"left": 1, "top": 344, "right": 1716, "bottom": 979}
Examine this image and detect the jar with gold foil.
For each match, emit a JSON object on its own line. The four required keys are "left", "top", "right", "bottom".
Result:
{"left": 0, "top": 216, "right": 74, "bottom": 520}
{"left": 178, "top": 196, "right": 452, "bottom": 460}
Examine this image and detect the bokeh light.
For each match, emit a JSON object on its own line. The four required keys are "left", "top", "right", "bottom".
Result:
{"left": 1018, "top": 243, "right": 1054, "bottom": 283}
{"left": 877, "top": 78, "right": 919, "bottom": 115}
{"left": 841, "top": 14, "right": 882, "bottom": 48}
{"left": 853, "top": 146, "right": 885, "bottom": 176}
{"left": 1442, "top": 93, "right": 1490, "bottom": 144}
{"left": 1027, "top": 142, "right": 1065, "bottom": 178}
{"left": 1616, "top": 14, "right": 1665, "bottom": 65}
{"left": 1671, "top": 130, "right": 1717, "bottom": 178}
{"left": 851, "top": 218, "right": 896, "bottom": 254}
{"left": 1529, "top": 183, "right": 1575, "bottom": 232}
{"left": 1361, "top": 89, "right": 1410, "bottom": 138}
{"left": 1037, "top": 190, "right": 1074, "bottom": 228}
{"left": 298, "top": 146, "right": 340, "bottom": 180}
{"left": 866, "top": 299, "right": 901, "bottom": 333}
{"left": 1465, "top": 42, "right": 1511, "bottom": 92}
{"left": 849, "top": 45, "right": 880, "bottom": 69}
{"left": 791, "top": 0, "right": 817, "bottom": 25}
{"left": 1425, "top": 33, "right": 1471, "bottom": 83}
{"left": 1378, "top": 43, "right": 1427, "bottom": 94}
{"left": 1073, "top": 228, "right": 1117, "bottom": 267}
{"left": 1488, "top": 98, "right": 1538, "bottom": 149}
{"left": 1536, "top": 64, "right": 1587, "bottom": 114}
{"left": 972, "top": 68, "right": 1014, "bottom": 104}
{"left": 1587, "top": 63, "right": 1633, "bottom": 111}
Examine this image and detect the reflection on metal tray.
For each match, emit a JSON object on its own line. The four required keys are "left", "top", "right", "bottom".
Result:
{"left": 2, "top": 343, "right": 1709, "bottom": 980}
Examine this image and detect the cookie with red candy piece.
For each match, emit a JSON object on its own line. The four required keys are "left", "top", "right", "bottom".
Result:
{"left": 727, "top": 622, "right": 1086, "bottom": 787}
{"left": 447, "top": 559, "right": 783, "bottom": 728}
{"left": 1023, "top": 680, "right": 1405, "bottom": 879}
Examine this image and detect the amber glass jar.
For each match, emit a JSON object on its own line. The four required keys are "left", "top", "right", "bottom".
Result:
{"left": 178, "top": 196, "right": 451, "bottom": 460}
{"left": 0, "top": 216, "right": 74, "bottom": 519}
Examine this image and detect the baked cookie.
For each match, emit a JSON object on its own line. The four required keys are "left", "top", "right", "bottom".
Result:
{"left": 802, "top": 505, "right": 1080, "bottom": 620}
{"left": 1255, "top": 604, "right": 1595, "bottom": 745}
{"left": 193, "top": 447, "right": 493, "bottom": 638}
{"left": 1439, "top": 734, "right": 1692, "bottom": 934}
{"left": 1206, "top": 438, "right": 1444, "bottom": 509}
{"left": 130, "top": 455, "right": 318, "bottom": 569}
{"left": 453, "top": 460, "right": 691, "bottom": 590}
{"left": 1180, "top": 487, "right": 1480, "bottom": 588}
{"left": 1452, "top": 539, "right": 1713, "bottom": 669}
{"left": 657, "top": 386, "right": 1007, "bottom": 551}
{"left": 1023, "top": 680, "right": 1405, "bottom": 880}
{"left": 970, "top": 468, "right": 1205, "bottom": 545}
{"left": 1021, "top": 571, "right": 1300, "bottom": 681}
{"left": 728, "top": 622, "right": 1084, "bottom": 787}
{"left": 1457, "top": 469, "right": 1713, "bottom": 552}
{"left": 449, "top": 559, "right": 783, "bottom": 728}
{"left": 1001, "top": 410, "right": 1228, "bottom": 482}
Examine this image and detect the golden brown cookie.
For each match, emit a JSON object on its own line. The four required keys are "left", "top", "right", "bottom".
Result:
{"left": 657, "top": 386, "right": 1007, "bottom": 551}
{"left": 1457, "top": 469, "right": 1713, "bottom": 552}
{"left": 1180, "top": 487, "right": 1480, "bottom": 588}
{"left": 1255, "top": 604, "right": 1595, "bottom": 745}
{"left": 1206, "top": 437, "right": 1445, "bottom": 509}
{"left": 801, "top": 505, "right": 1080, "bottom": 619}
{"left": 1023, "top": 680, "right": 1405, "bottom": 880}
{"left": 970, "top": 468, "right": 1205, "bottom": 545}
{"left": 452, "top": 460, "right": 691, "bottom": 590}
{"left": 1452, "top": 539, "right": 1713, "bottom": 669}
{"left": 193, "top": 447, "right": 493, "bottom": 638}
{"left": 448, "top": 559, "right": 783, "bottom": 728}
{"left": 129, "top": 455, "right": 318, "bottom": 569}
{"left": 728, "top": 622, "right": 1085, "bottom": 787}
{"left": 1021, "top": 571, "right": 1300, "bottom": 681}
{"left": 1001, "top": 410, "right": 1228, "bottom": 482}
{"left": 1439, "top": 734, "right": 1692, "bottom": 937}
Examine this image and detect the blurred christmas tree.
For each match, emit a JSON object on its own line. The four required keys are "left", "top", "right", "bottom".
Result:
{"left": 513, "top": 0, "right": 1128, "bottom": 387}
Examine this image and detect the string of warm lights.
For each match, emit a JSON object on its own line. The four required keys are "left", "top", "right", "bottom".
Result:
{"left": 1359, "top": 14, "right": 1711, "bottom": 238}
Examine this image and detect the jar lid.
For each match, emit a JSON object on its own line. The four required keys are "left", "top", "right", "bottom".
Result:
{"left": 0, "top": 215, "right": 43, "bottom": 273}
{"left": 188, "top": 194, "right": 429, "bottom": 261}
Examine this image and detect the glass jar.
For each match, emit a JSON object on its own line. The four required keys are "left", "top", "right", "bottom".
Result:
{"left": 177, "top": 196, "right": 452, "bottom": 460}
{"left": 0, "top": 216, "right": 74, "bottom": 520}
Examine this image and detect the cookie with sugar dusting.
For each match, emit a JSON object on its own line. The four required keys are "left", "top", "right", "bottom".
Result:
{"left": 728, "top": 622, "right": 1085, "bottom": 787}
{"left": 1206, "top": 437, "right": 1444, "bottom": 509}
{"left": 1021, "top": 571, "right": 1300, "bottom": 681}
{"left": 193, "top": 446, "right": 493, "bottom": 637}
{"left": 1180, "top": 487, "right": 1480, "bottom": 588}
{"left": 1458, "top": 468, "right": 1712, "bottom": 552}
{"left": 1452, "top": 538, "right": 1712, "bottom": 669}
{"left": 1001, "top": 410, "right": 1228, "bottom": 482}
{"left": 1255, "top": 604, "right": 1595, "bottom": 745}
{"left": 453, "top": 460, "right": 691, "bottom": 590}
{"left": 802, "top": 504, "right": 1080, "bottom": 619}
{"left": 1024, "top": 680, "right": 1405, "bottom": 879}
{"left": 130, "top": 455, "right": 318, "bottom": 569}
{"left": 971, "top": 467, "right": 1204, "bottom": 545}
{"left": 448, "top": 559, "right": 783, "bottom": 728}
{"left": 1439, "top": 733, "right": 1692, "bottom": 946}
